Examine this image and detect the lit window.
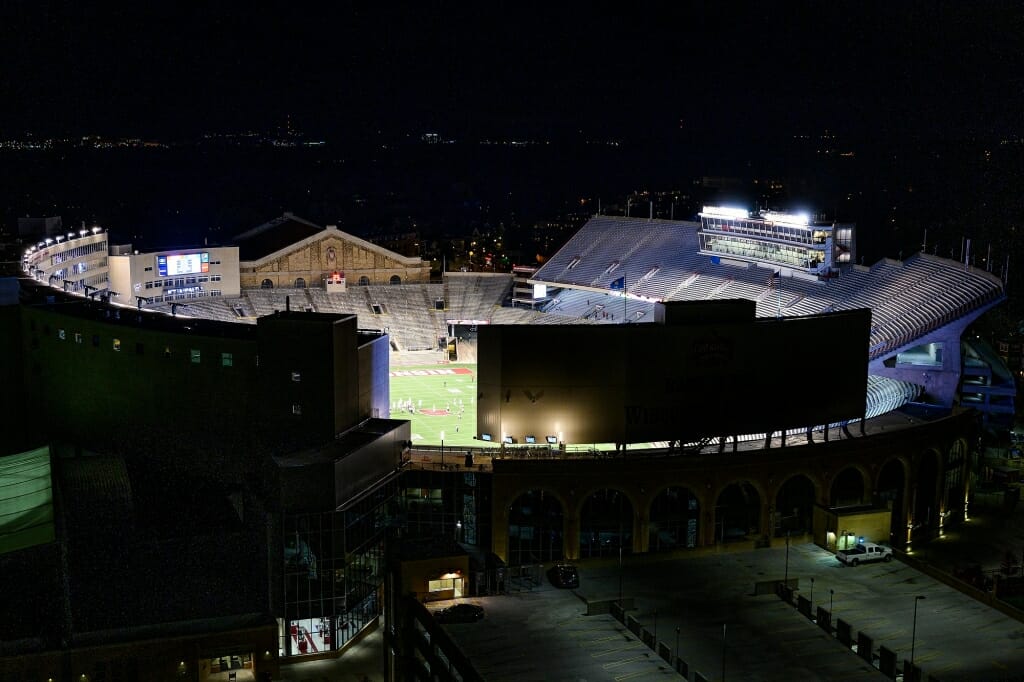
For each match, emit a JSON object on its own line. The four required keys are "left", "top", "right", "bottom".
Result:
{"left": 112, "top": 338, "right": 121, "bottom": 351}
{"left": 74, "top": 332, "right": 83, "bottom": 344}
{"left": 164, "top": 346, "right": 172, "bottom": 358}
{"left": 292, "top": 403, "right": 302, "bottom": 415}
{"left": 291, "top": 371, "right": 301, "bottom": 382}
{"left": 222, "top": 352, "right": 233, "bottom": 367}
{"left": 57, "top": 329, "right": 65, "bottom": 340}
{"left": 190, "top": 349, "right": 201, "bottom": 364}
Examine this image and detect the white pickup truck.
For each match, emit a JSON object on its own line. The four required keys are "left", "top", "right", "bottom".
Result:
{"left": 836, "top": 542, "right": 893, "bottom": 566}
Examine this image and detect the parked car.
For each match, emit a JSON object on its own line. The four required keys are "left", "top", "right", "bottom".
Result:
{"left": 547, "top": 563, "right": 580, "bottom": 588}
{"left": 836, "top": 542, "right": 893, "bottom": 566}
{"left": 435, "top": 603, "right": 485, "bottom": 624}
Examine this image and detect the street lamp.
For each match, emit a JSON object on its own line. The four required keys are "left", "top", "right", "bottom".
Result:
{"left": 911, "top": 595, "right": 927, "bottom": 665}
{"left": 784, "top": 531, "right": 791, "bottom": 587}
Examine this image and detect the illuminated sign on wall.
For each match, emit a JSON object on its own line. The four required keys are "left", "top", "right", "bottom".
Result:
{"left": 157, "top": 252, "right": 209, "bottom": 277}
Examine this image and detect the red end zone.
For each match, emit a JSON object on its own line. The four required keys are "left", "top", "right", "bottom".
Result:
{"left": 389, "top": 368, "right": 473, "bottom": 377}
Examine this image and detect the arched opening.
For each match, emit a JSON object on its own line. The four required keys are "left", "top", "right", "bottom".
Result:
{"left": 389, "top": 275, "right": 402, "bottom": 285}
{"left": 913, "top": 451, "right": 941, "bottom": 544}
{"left": 877, "top": 458, "right": 907, "bottom": 546}
{"left": 508, "top": 490, "right": 564, "bottom": 566}
{"left": 648, "top": 486, "right": 699, "bottom": 551}
{"left": 261, "top": 278, "right": 273, "bottom": 289}
{"left": 579, "top": 489, "right": 632, "bottom": 558}
{"left": 358, "top": 276, "right": 370, "bottom": 286}
{"left": 774, "top": 474, "right": 815, "bottom": 537}
{"left": 714, "top": 482, "right": 761, "bottom": 543}
{"left": 830, "top": 467, "right": 866, "bottom": 507}
{"left": 294, "top": 277, "right": 306, "bottom": 288}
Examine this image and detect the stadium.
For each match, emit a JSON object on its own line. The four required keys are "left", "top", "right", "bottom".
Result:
{"left": 7, "top": 207, "right": 1014, "bottom": 677}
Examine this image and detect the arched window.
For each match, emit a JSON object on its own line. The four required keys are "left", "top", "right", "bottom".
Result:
{"left": 261, "top": 279, "right": 273, "bottom": 289}
{"left": 358, "top": 276, "right": 370, "bottom": 286}
{"left": 294, "top": 277, "right": 306, "bottom": 289}
{"left": 389, "top": 275, "right": 402, "bottom": 285}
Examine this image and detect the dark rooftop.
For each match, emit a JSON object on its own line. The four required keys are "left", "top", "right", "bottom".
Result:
{"left": 232, "top": 213, "right": 323, "bottom": 261}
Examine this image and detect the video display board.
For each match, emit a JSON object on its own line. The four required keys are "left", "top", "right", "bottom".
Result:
{"left": 477, "top": 308, "right": 870, "bottom": 445}
{"left": 157, "top": 252, "right": 209, "bottom": 277}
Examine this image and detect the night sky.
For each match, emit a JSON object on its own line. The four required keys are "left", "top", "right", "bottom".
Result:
{"left": 3, "top": 2, "right": 1022, "bottom": 141}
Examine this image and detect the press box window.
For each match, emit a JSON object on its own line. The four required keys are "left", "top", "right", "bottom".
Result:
{"left": 190, "top": 349, "right": 201, "bottom": 364}
{"left": 221, "top": 352, "right": 233, "bottom": 367}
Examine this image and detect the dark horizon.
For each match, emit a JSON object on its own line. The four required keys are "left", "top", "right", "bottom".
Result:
{"left": 3, "top": 4, "right": 1022, "bottom": 143}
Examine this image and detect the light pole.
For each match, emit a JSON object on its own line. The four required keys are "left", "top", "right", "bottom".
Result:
{"left": 721, "top": 623, "right": 727, "bottom": 682}
{"left": 829, "top": 588, "right": 835, "bottom": 616}
{"left": 784, "top": 531, "right": 791, "bottom": 587}
{"left": 675, "top": 626, "right": 680, "bottom": 663}
{"left": 911, "top": 595, "right": 926, "bottom": 665}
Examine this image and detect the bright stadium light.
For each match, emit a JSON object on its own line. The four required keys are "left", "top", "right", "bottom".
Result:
{"left": 91, "top": 226, "right": 101, "bottom": 234}
{"left": 701, "top": 206, "right": 749, "bottom": 219}
{"left": 762, "top": 211, "right": 810, "bottom": 227}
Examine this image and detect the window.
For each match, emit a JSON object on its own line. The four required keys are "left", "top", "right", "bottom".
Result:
{"left": 112, "top": 338, "right": 121, "bottom": 351}
{"left": 144, "top": 266, "right": 152, "bottom": 271}
{"left": 145, "top": 282, "right": 153, "bottom": 289}
{"left": 190, "top": 349, "right": 201, "bottom": 364}
{"left": 389, "top": 275, "right": 401, "bottom": 285}
{"left": 359, "top": 276, "right": 370, "bottom": 286}
{"left": 291, "top": 371, "right": 301, "bottom": 382}
{"left": 211, "top": 274, "right": 222, "bottom": 282}
{"left": 292, "top": 403, "right": 302, "bottom": 415}
{"left": 57, "top": 329, "right": 66, "bottom": 340}
{"left": 74, "top": 332, "right": 83, "bottom": 344}
{"left": 222, "top": 352, "right": 233, "bottom": 367}
{"left": 164, "top": 346, "right": 172, "bottom": 358}
{"left": 261, "top": 279, "right": 273, "bottom": 289}
{"left": 294, "top": 277, "right": 306, "bottom": 288}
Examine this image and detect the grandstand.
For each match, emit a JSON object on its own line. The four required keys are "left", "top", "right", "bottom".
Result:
{"left": 531, "top": 215, "right": 1008, "bottom": 418}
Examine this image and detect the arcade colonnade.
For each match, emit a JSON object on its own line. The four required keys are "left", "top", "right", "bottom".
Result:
{"left": 490, "top": 413, "right": 974, "bottom": 563}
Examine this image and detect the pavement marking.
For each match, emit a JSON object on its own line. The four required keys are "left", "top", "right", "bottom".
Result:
{"left": 614, "top": 672, "right": 660, "bottom": 681}
{"left": 591, "top": 642, "right": 646, "bottom": 658}
{"left": 603, "top": 655, "right": 654, "bottom": 669}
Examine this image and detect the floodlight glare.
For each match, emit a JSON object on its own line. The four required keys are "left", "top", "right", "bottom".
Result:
{"left": 701, "top": 206, "right": 749, "bottom": 219}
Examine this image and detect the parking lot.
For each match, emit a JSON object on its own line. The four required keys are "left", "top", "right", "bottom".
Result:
{"left": 437, "top": 541, "right": 1024, "bottom": 681}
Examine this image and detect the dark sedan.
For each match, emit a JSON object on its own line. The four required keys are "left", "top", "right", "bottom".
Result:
{"left": 435, "top": 603, "right": 485, "bottom": 624}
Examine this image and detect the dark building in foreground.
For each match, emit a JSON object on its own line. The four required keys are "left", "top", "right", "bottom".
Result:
{"left": 0, "top": 278, "right": 399, "bottom": 681}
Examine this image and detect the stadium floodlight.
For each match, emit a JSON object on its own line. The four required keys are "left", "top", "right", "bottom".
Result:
{"left": 44, "top": 237, "right": 53, "bottom": 245}
{"left": 762, "top": 211, "right": 810, "bottom": 227}
{"left": 701, "top": 206, "right": 749, "bottom": 220}
{"left": 91, "top": 226, "right": 102, "bottom": 234}
{"left": 79, "top": 229, "right": 88, "bottom": 237}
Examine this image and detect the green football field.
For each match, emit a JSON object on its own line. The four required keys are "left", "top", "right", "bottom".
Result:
{"left": 387, "top": 363, "right": 492, "bottom": 448}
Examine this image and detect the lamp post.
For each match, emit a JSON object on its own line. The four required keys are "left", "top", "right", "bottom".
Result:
{"left": 675, "top": 626, "right": 680, "bottom": 663}
{"left": 784, "top": 531, "right": 791, "bottom": 587}
{"left": 721, "top": 623, "right": 727, "bottom": 682}
{"left": 911, "top": 595, "right": 926, "bottom": 665}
